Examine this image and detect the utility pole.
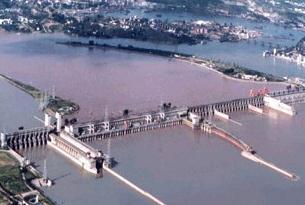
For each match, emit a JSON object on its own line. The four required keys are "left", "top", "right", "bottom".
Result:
{"left": 43, "top": 159, "right": 48, "bottom": 182}
{"left": 52, "top": 85, "right": 56, "bottom": 99}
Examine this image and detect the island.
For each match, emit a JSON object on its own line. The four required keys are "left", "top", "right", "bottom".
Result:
{"left": 58, "top": 40, "right": 285, "bottom": 83}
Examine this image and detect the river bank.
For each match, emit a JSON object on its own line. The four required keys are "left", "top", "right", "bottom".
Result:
{"left": 0, "top": 32, "right": 286, "bottom": 122}
{"left": 57, "top": 41, "right": 285, "bottom": 83}
{"left": 0, "top": 150, "right": 55, "bottom": 205}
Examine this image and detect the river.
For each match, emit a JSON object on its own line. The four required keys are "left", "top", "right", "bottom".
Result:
{"left": 0, "top": 32, "right": 284, "bottom": 121}
{"left": 105, "top": 9, "right": 305, "bottom": 79}
{"left": 0, "top": 13, "right": 304, "bottom": 205}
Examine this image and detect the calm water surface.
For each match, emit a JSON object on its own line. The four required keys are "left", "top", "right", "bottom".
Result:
{"left": 0, "top": 78, "right": 41, "bottom": 132}
{"left": 0, "top": 29, "right": 303, "bottom": 205}
{"left": 0, "top": 33, "right": 284, "bottom": 121}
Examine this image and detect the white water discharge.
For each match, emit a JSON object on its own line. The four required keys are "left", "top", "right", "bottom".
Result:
{"left": 248, "top": 104, "right": 264, "bottom": 114}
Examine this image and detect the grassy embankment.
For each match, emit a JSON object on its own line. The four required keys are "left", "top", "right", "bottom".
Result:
{"left": 0, "top": 151, "right": 30, "bottom": 204}
{"left": 0, "top": 151, "right": 55, "bottom": 205}
{"left": 0, "top": 74, "right": 79, "bottom": 116}
{"left": 0, "top": 152, "right": 29, "bottom": 194}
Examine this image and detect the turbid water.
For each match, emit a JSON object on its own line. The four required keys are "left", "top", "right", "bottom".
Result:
{"left": 0, "top": 33, "right": 284, "bottom": 121}
{"left": 0, "top": 77, "right": 42, "bottom": 132}
{"left": 0, "top": 19, "right": 304, "bottom": 205}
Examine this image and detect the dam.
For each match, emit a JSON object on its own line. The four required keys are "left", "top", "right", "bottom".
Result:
{"left": 0, "top": 88, "right": 304, "bottom": 204}
{"left": 48, "top": 131, "right": 104, "bottom": 175}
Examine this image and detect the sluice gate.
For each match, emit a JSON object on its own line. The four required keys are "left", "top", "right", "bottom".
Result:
{"left": 1, "top": 127, "right": 50, "bottom": 150}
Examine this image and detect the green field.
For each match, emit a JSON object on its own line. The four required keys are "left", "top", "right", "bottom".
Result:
{"left": 0, "top": 152, "right": 29, "bottom": 195}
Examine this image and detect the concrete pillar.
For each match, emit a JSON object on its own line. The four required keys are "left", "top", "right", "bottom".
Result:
{"left": 189, "top": 112, "right": 200, "bottom": 129}
{"left": 103, "top": 122, "right": 110, "bottom": 132}
{"left": 88, "top": 124, "right": 95, "bottom": 134}
{"left": 0, "top": 133, "right": 7, "bottom": 148}
{"left": 159, "top": 112, "right": 165, "bottom": 120}
{"left": 64, "top": 125, "right": 74, "bottom": 134}
{"left": 145, "top": 115, "right": 152, "bottom": 124}
{"left": 55, "top": 112, "right": 62, "bottom": 133}
{"left": 44, "top": 113, "right": 51, "bottom": 127}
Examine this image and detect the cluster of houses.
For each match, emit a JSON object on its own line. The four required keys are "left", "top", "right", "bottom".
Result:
{"left": 264, "top": 48, "right": 305, "bottom": 67}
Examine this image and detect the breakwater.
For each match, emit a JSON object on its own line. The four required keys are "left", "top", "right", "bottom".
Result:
{"left": 0, "top": 74, "right": 79, "bottom": 116}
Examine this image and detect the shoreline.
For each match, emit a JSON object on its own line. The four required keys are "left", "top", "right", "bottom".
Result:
{"left": 268, "top": 54, "right": 305, "bottom": 69}
{"left": 178, "top": 58, "right": 288, "bottom": 86}
{"left": 176, "top": 57, "right": 288, "bottom": 86}
{"left": 0, "top": 149, "right": 56, "bottom": 205}
{"left": 0, "top": 74, "right": 79, "bottom": 116}
{"left": 57, "top": 40, "right": 286, "bottom": 84}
